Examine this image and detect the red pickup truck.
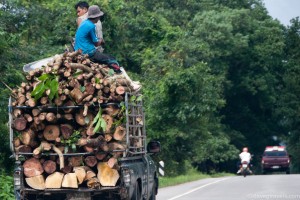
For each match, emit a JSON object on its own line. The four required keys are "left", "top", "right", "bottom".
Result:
{"left": 261, "top": 146, "right": 291, "bottom": 174}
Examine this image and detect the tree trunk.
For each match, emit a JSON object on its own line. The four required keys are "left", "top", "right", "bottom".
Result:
{"left": 15, "top": 145, "right": 32, "bottom": 153}
{"left": 13, "top": 116, "right": 27, "bottom": 131}
{"left": 62, "top": 173, "right": 78, "bottom": 188}
{"left": 84, "top": 156, "right": 97, "bottom": 167}
{"left": 25, "top": 175, "right": 45, "bottom": 190}
{"left": 61, "top": 165, "right": 73, "bottom": 174}
{"left": 45, "top": 172, "right": 64, "bottom": 189}
{"left": 102, "top": 114, "right": 113, "bottom": 134}
{"left": 60, "top": 124, "right": 73, "bottom": 139}
{"left": 97, "top": 162, "right": 119, "bottom": 186}
{"left": 87, "top": 177, "right": 101, "bottom": 189}
{"left": 73, "top": 166, "right": 86, "bottom": 184}
{"left": 84, "top": 168, "right": 96, "bottom": 181}
{"left": 69, "top": 156, "right": 83, "bottom": 167}
{"left": 43, "top": 125, "right": 60, "bottom": 141}
{"left": 43, "top": 160, "right": 57, "bottom": 174}
{"left": 23, "top": 158, "right": 44, "bottom": 178}
{"left": 113, "top": 126, "right": 126, "bottom": 141}
{"left": 21, "top": 129, "right": 35, "bottom": 146}
{"left": 33, "top": 141, "right": 51, "bottom": 156}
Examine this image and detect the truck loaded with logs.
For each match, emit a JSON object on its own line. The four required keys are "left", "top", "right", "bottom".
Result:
{"left": 8, "top": 50, "right": 161, "bottom": 200}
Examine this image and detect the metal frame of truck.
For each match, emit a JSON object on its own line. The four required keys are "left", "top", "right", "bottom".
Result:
{"left": 9, "top": 93, "right": 160, "bottom": 200}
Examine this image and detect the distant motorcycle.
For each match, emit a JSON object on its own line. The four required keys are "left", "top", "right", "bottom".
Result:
{"left": 239, "top": 161, "right": 252, "bottom": 177}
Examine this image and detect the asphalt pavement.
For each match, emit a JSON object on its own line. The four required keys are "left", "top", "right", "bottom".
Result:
{"left": 157, "top": 174, "right": 300, "bottom": 200}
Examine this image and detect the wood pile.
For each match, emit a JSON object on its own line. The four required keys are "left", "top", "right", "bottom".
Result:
{"left": 10, "top": 50, "right": 139, "bottom": 190}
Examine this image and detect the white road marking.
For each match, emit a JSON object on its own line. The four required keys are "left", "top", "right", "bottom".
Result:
{"left": 167, "top": 178, "right": 230, "bottom": 200}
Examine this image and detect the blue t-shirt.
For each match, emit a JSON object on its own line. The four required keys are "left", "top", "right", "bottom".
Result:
{"left": 75, "top": 20, "right": 99, "bottom": 56}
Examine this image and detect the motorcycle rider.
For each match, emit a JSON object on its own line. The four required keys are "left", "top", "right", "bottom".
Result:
{"left": 237, "top": 147, "right": 253, "bottom": 174}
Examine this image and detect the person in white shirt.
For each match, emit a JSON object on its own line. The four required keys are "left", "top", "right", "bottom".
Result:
{"left": 237, "top": 147, "right": 252, "bottom": 174}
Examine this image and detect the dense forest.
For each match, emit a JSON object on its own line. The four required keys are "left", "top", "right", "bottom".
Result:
{"left": 1, "top": 0, "right": 300, "bottom": 184}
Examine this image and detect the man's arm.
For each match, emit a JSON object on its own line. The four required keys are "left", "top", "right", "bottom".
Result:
{"left": 95, "top": 39, "right": 104, "bottom": 47}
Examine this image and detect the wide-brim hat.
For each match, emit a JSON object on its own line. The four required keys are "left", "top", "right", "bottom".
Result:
{"left": 88, "top": 5, "right": 104, "bottom": 19}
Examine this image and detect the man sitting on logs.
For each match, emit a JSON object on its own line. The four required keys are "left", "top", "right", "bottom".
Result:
{"left": 74, "top": 5, "right": 141, "bottom": 91}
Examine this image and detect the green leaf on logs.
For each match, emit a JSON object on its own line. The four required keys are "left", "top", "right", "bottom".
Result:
{"left": 93, "top": 107, "right": 107, "bottom": 133}
{"left": 64, "top": 146, "right": 69, "bottom": 154}
{"left": 100, "top": 118, "right": 107, "bottom": 131}
{"left": 71, "top": 144, "right": 76, "bottom": 152}
{"left": 94, "top": 118, "right": 102, "bottom": 133}
{"left": 31, "top": 74, "right": 59, "bottom": 102}
{"left": 61, "top": 130, "right": 81, "bottom": 153}
{"left": 108, "top": 69, "right": 115, "bottom": 76}
{"left": 38, "top": 73, "right": 50, "bottom": 81}
{"left": 73, "top": 70, "right": 83, "bottom": 77}
{"left": 80, "top": 85, "right": 85, "bottom": 92}
{"left": 93, "top": 108, "right": 101, "bottom": 125}
{"left": 48, "top": 78, "right": 59, "bottom": 100}
{"left": 31, "top": 82, "right": 45, "bottom": 101}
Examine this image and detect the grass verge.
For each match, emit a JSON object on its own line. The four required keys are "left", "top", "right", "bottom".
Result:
{"left": 159, "top": 171, "right": 234, "bottom": 188}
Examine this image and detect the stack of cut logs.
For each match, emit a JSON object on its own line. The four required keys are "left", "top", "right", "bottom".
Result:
{"left": 10, "top": 50, "right": 138, "bottom": 190}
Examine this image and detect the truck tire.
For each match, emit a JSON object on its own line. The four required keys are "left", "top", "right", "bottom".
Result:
{"left": 131, "top": 181, "right": 142, "bottom": 200}
{"left": 149, "top": 181, "right": 156, "bottom": 200}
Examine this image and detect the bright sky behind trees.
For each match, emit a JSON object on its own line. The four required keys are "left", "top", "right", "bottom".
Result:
{"left": 263, "top": 0, "right": 300, "bottom": 26}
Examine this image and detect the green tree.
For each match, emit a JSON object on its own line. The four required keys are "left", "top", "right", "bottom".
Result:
{"left": 1, "top": 0, "right": 299, "bottom": 176}
{"left": 276, "top": 18, "right": 300, "bottom": 172}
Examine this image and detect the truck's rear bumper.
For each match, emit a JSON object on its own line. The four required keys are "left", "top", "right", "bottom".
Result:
{"left": 16, "top": 186, "right": 125, "bottom": 200}
{"left": 20, "top": 186, "right": 120, "bottom": 194}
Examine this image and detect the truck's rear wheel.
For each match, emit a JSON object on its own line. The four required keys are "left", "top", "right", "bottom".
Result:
{"left": 149, "top": 181, "right": 156, "bottom": 200}
{"left": 131, "top": 181, "right": 141, "bottom": 200}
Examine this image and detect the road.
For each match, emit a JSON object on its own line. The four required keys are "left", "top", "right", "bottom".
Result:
{"left": 157, "top": 174, "right": 300, "bottom": 200}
